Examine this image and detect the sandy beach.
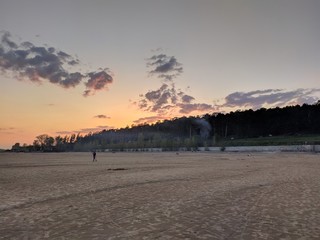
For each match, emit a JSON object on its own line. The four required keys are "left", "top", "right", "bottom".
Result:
{"left": 1, "top": 152, "right": 320, "bottom": 239}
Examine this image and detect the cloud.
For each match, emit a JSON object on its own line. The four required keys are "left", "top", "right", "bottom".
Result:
{"left": 151, "top": 47, "right": 163, "bottom": 52}
{"left": 1, "top": 32, "right": 18, "bottom": 49}
{"left": 178, "top": 103, "right": 215, "bottom": 114}
{"left": 94, "top": 115, "right": 110, "bottom": 119}
{"left": 0, "top": 127, "right": 15, "bottom": 130}
{"left": 143, "top": 83, "right": 178, "bottom": 112}
{"left": 135, "top": 51, "right": 215, "bottom": 122}
{"left": 181, "top": 94, "right": 195, "bottom": 103}
{"left": 56, "top": 125, "right": 114, "bottom": 135}
{"left": 80, "top": 125, "right": 114, "bottom": 133}
{"left": 0, "top": 127, "right": 15, "bottom": 131}
{"left": 136, "top": 81, "right": 216, "bottom": 117}
{"left": 83, "top": 70, "right": 113, "bottom": 97}
{"left": 138, "top": 83, "right": 175, "bottom": 113}
{"left": 219, "top": 88, "right": 320, "bottom": 110}
{"left": 147, "top": 54, "right": 183, "bottom": 81}
{"left": 136, "top": 86, "right": 320, "bottom": 124}
{"left": 133, "top": 115, "right": 169, "bottom": 125}
{"left": 0, "top": 127, "right": 16, "bottom": 135}
{"left": 55, "top": 131, "right": 76, "bottom": 135}
{"left": 0, "top": 31, "right": 113, "bottom": 96}
{"left": 138, "top": 53, "right": 319, "bottom": 123}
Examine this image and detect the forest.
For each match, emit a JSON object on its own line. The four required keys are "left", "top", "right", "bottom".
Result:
{"left": 11, "top": 102, "right": 320, "bottom": 152}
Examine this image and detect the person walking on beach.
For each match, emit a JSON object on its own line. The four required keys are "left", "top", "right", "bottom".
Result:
{"left": 92, "top": 150, "right": 97, "bottom": 162}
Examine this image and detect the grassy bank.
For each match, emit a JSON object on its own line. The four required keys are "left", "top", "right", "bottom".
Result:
{"left": 216, "top": 134, "right": 320, "bottom": 147}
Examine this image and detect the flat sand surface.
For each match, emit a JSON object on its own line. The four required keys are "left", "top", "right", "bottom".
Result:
{"left": 1, "top": 152, "right": 320, "bottom": 239}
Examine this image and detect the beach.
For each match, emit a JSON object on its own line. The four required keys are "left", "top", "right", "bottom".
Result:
{"left": 1, "top": 152, "right": 320, "bottom": 239}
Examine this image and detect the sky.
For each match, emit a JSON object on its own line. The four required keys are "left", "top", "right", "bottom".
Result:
{"left": 1, "top": 0, "right": 320, "bottom": 149}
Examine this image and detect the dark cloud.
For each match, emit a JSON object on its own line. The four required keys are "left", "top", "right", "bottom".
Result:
{"left": 138, "top": 99, "right": 148, "bottom": 109}
{"left": 181, "top": 94, "right": 195, "bottom": 103}
{"left": 138, "top": 52, "right": 320, "bottom": 123}
{"left": 83, "top": 70, "right": 113, "bottom": 97}
{"left": 220, "top": 88, "right": 320, "bottom": 110}
{"left": 57, "top": 50, "right": 71, "bottom": 59}
{"left": 136, "top": 51, "right": 215, "bottom": 119}
{"left": 68, "top": 60, "right": 80, "bottom": 66}
{"left": 138, "top": 87, "right": 320, "bottom": 117}
{"left": 139, "top": 83, "right": 180, "bottom": 113}
{"left": 1, "top": 32, "right": 18, "bottom": 49}
{"left": 147, "top": 54, "right": 183, "bottom": 81}
{"left": 94, "top": 115, "right": 110, "bottom": 119}
{"left": 60, "top": 72, "right": 83, "bottom": 88}
{"left": 145, "top": 84, "right": 176, "bottom": 112}
{"left": 0, "top": 31, "right": 113, "bottom": 96}
{"left": 137, "top": 82, "right": 215, "bottom": 116}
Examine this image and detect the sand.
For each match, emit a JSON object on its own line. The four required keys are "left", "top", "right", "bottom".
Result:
{"left": 0, "top": 152, "right": 320, "bottom": 239}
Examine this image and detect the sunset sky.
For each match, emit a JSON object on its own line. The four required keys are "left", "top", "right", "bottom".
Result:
{"left": 1, "top": 0, "right": 320, "bottom": 149}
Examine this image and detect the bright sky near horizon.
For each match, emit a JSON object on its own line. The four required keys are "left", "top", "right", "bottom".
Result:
{"left": 1, "top": 0, "right": 320, "bottom": 149}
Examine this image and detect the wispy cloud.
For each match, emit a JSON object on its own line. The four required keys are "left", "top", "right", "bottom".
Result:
{"left": 178, "top": 103, "right": 215, "bottom": 114}
{"left": 56, "top": 125, "right": 114, "bottom": 135}
{"left": 94, "top": 114, "right": 110, "bottom": 119}
{"left": 0, "top": 31, "right": 113, "bottom": 96}
{"left": 218, "top": 88, "right": 320, "bottom": 110}
{"left": 0, "top": 127, "right": 16, "bottom": 134}
{"left": 133, "top": 115, "right": 169, "bottom": 125}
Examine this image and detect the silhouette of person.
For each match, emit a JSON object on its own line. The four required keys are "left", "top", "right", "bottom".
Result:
{"left": 92, "top": 151, "right": 97, "bottom": 162}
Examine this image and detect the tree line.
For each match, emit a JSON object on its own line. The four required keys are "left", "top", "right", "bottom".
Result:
{"left": 11, "top": 102, "right": 320, "bottom": 152}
